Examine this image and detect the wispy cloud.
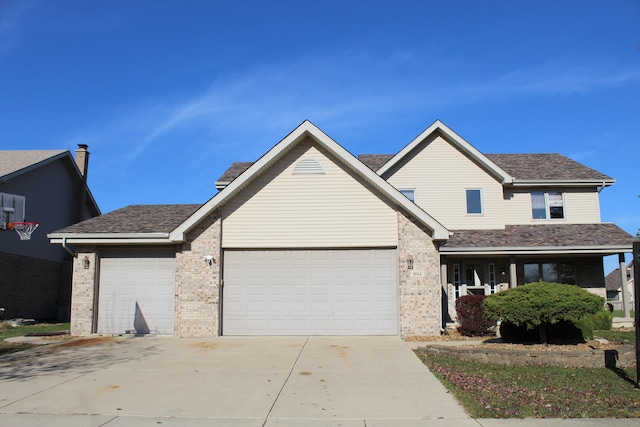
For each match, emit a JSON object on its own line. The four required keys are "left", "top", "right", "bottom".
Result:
{"left": 65, "top": 50, "right": 640, "bottom": 171}
{"left": 444, "top": 61, "right": 640, "bottom": 104}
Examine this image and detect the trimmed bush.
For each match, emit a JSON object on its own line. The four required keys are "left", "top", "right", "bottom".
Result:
{"left": 483, "top": 282, "right": 604, "bottom": 344}
{"left": 591, "top": 309, "right": 613, "bottom": 330}
{"left": 500, "top": 320, "right": 584, "bottom": 343}
{"left": 573, "top": 309, "right": 613, "bottom": 340}
{"left": 455, "top": 294, "right": 496, "bottom": 336}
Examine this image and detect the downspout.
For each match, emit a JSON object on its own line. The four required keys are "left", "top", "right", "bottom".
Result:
{"left": 597, "top": 181, "right": 606, "bottom": 193}
{"left": 61, "top": 237, "right": 77, "bottom": 258}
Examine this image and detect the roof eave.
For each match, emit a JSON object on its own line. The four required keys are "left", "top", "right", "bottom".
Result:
{"left": 510, "top": 179, "right": 616, "bottom": 187}
{"left": 214, "top": 180, "right": 230, "bottom": 190}
{"left": 49, "top": 232, "right": 172, "bottom": 244}
{"left": 440, "top": 244, "right": 633, "bottom": 256}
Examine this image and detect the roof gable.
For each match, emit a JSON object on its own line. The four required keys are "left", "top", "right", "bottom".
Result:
{"left": 171, "top": 120, "right": 450, "bottom": 241}
{"left": 376, "top": 120, "right": 513, "bottom": 184}
{"left": 0, "top": 150, "right": 69, "bottom": 181}
{"left": 0, "top": 149, "right": 101, "bottom": 216}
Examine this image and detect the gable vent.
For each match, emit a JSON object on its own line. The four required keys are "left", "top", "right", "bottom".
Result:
{"left": 293, "top": 158, "right": 325, "bottom": 174}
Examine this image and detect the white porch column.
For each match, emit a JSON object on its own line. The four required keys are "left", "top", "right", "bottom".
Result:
{"left": 619, "top": 253, "right": 631, "bottom": 318}
{"left": 509, "top": 256, "right": 517, "bottom": 288}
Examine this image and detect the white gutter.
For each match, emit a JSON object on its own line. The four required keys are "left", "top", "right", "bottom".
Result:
{"left": 61, "top": 237, "right": 77, "bottom": 258}
{"left": 510, "top": 179, "right": 615, "bottom": 187}
{"left": 439, "top": 245, "right": 633, "bottom": 256}
{"left": 51, "top": 237, "right": 175, "bottom": 245}
{"left": 49, "top": 232, "right": 169, "bottom": 239}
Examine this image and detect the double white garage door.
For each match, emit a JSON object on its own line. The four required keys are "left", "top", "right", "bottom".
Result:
{"left": 223, "top": 249, "right": 398, "bottom": 335}
{"left": 96, "top": 248, "right": 398, "bottom": 336}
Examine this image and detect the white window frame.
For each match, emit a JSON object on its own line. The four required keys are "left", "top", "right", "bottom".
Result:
{"left": 488, "top": 263, "right": 497, "bottom": 294}
{"left": 465, "top": 189, "right": 483, "bottom": 215}
{"left": 399, "top": 189, "right": 415, "bottom": 203}
{"left": 452, "top": 264, "right": 461, "bottom": 300}
{"left": 531, "top": 191, "right": 565, "bottom": 220}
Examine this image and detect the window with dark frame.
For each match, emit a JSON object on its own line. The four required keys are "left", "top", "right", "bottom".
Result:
{"left": 523, "top": 262, "right": 576, "bottom": 285}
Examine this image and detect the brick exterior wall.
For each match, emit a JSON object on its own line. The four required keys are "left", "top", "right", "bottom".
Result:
{"left": 397, "top": 212, "right": 442, "bottom": 337}
{"left": 0, "top": 252, "right": 70, "bottom": 320}
{"left": 175, "top": 211, "right": 221, "bottom": 337}
{"left": 70, "top": 247, "right": 97, "bottom": 336}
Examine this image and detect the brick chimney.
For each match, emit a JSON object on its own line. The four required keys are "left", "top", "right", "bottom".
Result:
{"left": 75, "top": 144, "right": 90, "bottom": 178}
{"left": 72, "top": 144, "right": 90, "bottom": 224}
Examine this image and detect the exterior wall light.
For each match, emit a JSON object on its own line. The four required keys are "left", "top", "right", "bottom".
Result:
{"left": 82, "top": 256, "right": 91, "bottom": 269}
{"left": 204, "top": 255, "right": 215, "bottom": 266}
{"left": 407, "top": 256, "right": 414, "bottom": 270}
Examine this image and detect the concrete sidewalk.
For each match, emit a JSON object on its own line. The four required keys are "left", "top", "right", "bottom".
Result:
{"left": 0, "top": 336, "right": 638, "bottom": 427}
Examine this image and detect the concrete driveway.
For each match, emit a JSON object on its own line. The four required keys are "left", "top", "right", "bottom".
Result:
{"left": 0, "top": 335, "right": 473, "bottom": 426}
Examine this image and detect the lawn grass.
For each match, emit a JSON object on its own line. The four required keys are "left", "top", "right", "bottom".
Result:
{"left": 416, "top": 350, "right": 640, "bottom": 418}
{"left": 0, "top": 322, "right": 70, "bottom": 356}
{"left": 612, "top": 310, "right": 635, "bottom": 318}
{"left": 595, "top": 329, "right": 636, "bottom": 343}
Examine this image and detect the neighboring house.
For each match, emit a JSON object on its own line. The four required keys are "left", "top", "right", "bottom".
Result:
{"left": 605, "top": 262, "right": 634, "bottom": 311}
{"left": 0, "top": 146, "right": 100, "bottom": 320}
{"left": 49, "top": 121, "right": 636, "bottom": 337}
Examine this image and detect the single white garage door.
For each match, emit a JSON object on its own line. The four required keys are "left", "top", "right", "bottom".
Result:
{"left": 97, "top": 249, "right": 176, "bottom": 335}
{"left": 223, "top": 249, "right": 398, "bottom": 335}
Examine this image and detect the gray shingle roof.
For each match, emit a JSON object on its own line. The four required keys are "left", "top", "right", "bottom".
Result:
{"left": 53, "top": 204, "right": 202, "bottom": 234}
{"left": 0, "top": 150, "right": 68, "bottom": 178}
{"left": 441, "top": 224, "right": 635, "bottom": 250}
{"left": 605, "top": 268, "right": 623, "bottom": 291}
{"left": 605, "top": 262, "right": 633, "bottom": 291}
{"left": 485, "top": 153, "right": 613, "bottom": 181}
{"left": 216, "top": 162, "right": 253, "bottom": 183}
{"left": 217, "top": 152, "right": 612, "bottom": 184}
{"left": 358, "top": 154, "right": 395, "bottom": 171}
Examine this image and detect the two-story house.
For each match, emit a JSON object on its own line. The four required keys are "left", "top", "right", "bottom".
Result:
{"left": 1, "top": 146, "right": 100, "bottom": 320}
{"left": 49, "top": 121, "right": 635, "bottom": 337}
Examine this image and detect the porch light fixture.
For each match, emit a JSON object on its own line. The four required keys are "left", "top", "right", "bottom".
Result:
{"left": 82, "top": 256, "right": 90, "bottom": 269}
{"left": 407, "top": 256, "right": 414, "bottom": 270}
{"left": 203, "top": 255, "right": 215, "bottom": 266}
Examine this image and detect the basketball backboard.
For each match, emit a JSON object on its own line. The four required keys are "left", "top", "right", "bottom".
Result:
{"left": 0, "top": 192, "right": 26, "bottom": 230}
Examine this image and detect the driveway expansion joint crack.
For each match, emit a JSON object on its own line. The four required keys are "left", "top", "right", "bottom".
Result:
{"left": 261, "top": 337, "right": 309, "bottom": 427}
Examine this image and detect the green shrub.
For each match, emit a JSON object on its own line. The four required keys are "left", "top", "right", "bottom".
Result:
{"left": 484, "top": 282, "right": 604, "bottom": 344}
{"left": 573, "top": 309, "right": 612, "bottom": 340}
{"left": 500, "top": 320, "right": 584, "bottom": 343}
{"left": 591, "top": 309, "right": 613, "bottom": 330}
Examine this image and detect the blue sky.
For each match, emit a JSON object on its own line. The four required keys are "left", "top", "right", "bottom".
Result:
{"left": 1, "top": 1, "right": 638, "bottom": 271}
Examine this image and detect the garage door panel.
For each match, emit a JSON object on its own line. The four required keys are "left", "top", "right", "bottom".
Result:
{"left": 223, "top": 249, "right": 397, "bottom": 335}
{"left": 98, "top": 251, "right": 175, "bottom": 335}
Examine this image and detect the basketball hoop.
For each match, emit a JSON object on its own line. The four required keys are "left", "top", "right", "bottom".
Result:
{"left": 8, "top": 222, "right": 39, "bottom": 240}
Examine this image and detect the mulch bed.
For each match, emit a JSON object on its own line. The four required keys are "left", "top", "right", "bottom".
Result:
{"left": 405, "top": 330, "right": 626, "bottom": 352}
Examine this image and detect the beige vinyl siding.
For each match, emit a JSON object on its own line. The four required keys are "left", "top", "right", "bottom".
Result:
{"left": 383, "top": 134, "right": 504, "bottom": 229}
{"left": 503, "top": 188, "right": 602, "bottom": 224}
{"left": 222, "top": 137, "right": 398, "bottom": 248}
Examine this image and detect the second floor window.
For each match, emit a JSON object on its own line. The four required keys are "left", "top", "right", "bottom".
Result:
{"left": 399, "top": 189, "right": 415, "bottom": 202}
{"left": 531, "top": 191, "right": 564, "bottom": 219}
{"left": 466, "top": 189, "right": 482, "bottom": 214}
